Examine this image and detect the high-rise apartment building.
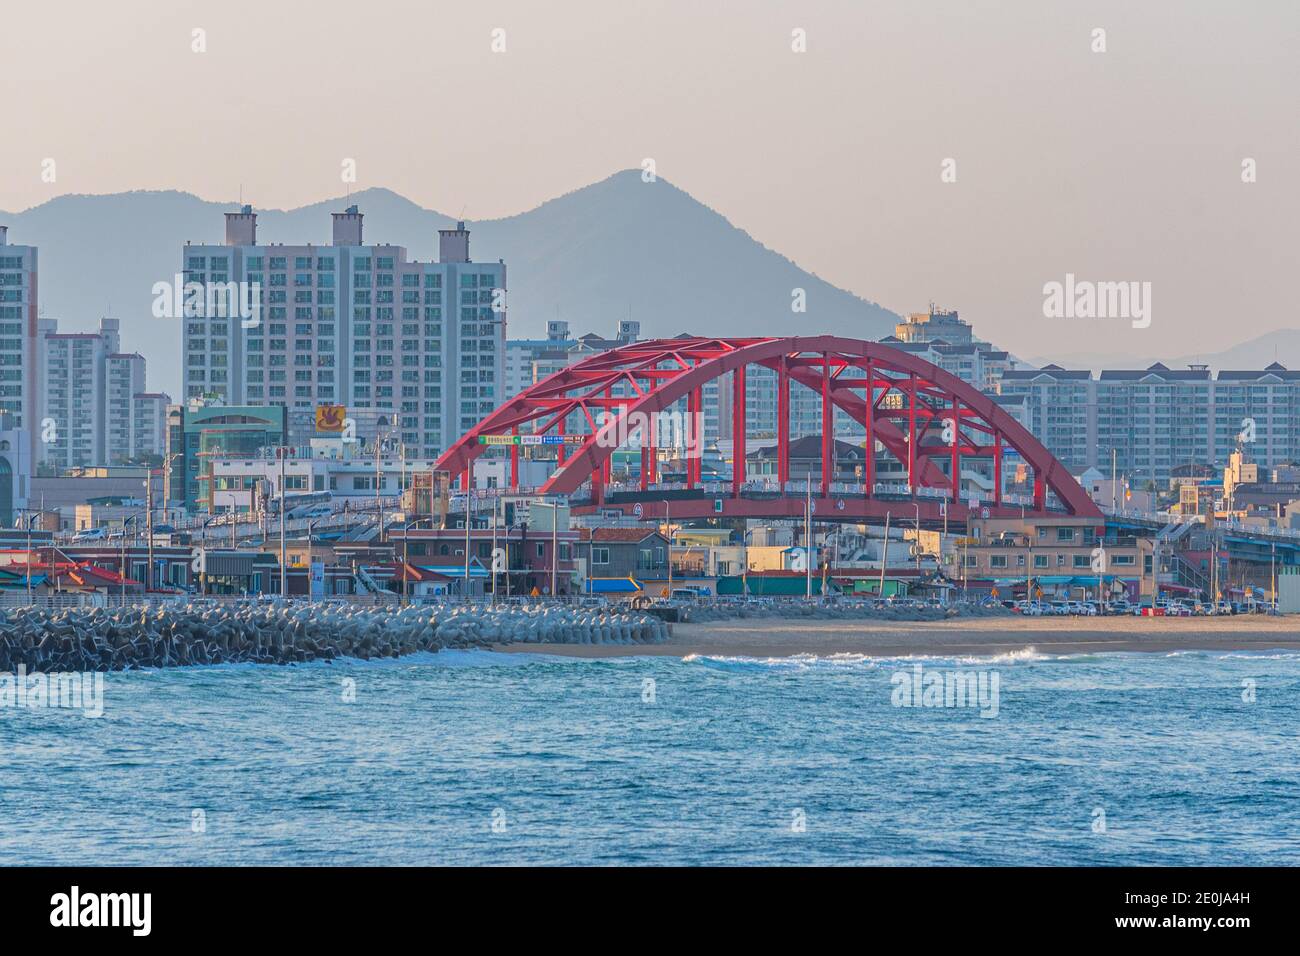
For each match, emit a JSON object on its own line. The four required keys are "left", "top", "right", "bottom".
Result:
{"left": 998, "top": 361, "right": 1300, "bottom": 482}
{"left": 181, "top": 205, "right": 506, "bottom": 460}
{"left": 0, "top": 226, "right": 37, "bottom": 442}
{"left": 37, "top": 317, "right": 171, "bottom": 469}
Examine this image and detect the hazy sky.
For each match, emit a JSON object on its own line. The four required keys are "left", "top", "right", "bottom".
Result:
{"left": 3, "top": 0, "right": 1297, "bottom": 361}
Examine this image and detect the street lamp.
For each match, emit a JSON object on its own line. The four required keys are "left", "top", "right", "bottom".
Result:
{"left": 398, "top": 516, "right": 433, "bottom": 605}
{"left": 119, "top": 512, "right": 145, "bottom": 604}
{"left": 1025, "top": 532, "right": 1034, "bottom": 605}
{"left": 374, "top": 417, "right": 393, "bottom": 545}
{"left": 304, "top": 514, "right": 328, "bottom": 603}
{"left": 19, "top": 508, "right": 59, "bottom": 605}
{"left": 913, "top": 502, "right": 921, "bottom": 575}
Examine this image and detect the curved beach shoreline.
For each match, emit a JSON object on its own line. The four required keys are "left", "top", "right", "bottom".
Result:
{"left": 496, "top": 614, "right": 1300, "bottom": 658}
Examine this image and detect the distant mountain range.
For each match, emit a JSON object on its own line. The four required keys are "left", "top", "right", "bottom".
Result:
{"left": 0, "top": 171, "right": 900, "bottom": 398}
{"left": 7, "top": 171, "right": 1294, "bottom": 398}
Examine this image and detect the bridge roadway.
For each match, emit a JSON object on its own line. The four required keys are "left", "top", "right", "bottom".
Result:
{"left": 568, "top": 480, "right": 1060, "bottom": 529}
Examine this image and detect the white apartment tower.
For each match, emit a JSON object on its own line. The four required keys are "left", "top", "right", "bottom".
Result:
{"left": 182, "top": 206, "right": 507, "bottom": 460}
{"left": 0, "top": 226, "right": 36, "bottom": 441}
{"left": 38, "top": 317, "right": 171, "bottom": 468}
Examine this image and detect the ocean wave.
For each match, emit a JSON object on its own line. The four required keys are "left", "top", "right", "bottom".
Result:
{"left": 682, "top": 647, "right": 1057, "bottom": 670}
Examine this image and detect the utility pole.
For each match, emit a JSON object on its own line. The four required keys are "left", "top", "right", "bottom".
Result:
{"left": 1026, "top": 534, "right": 1033, "bottom": 605}
{"left": 664, "top": 499, "right": 672, "bottom": 598}
{"left": 375, "top": 433, "right": 384, "bottom": 545}
{"left": 940, "top": 498, "right": 947, "bottom": 578}
{"left": 491, "top": 495, "right": 499, "bottom": 604}
{"left": 879, "top": 511, "right": 890, "bottom": 598}
{"left": 550, "top": 499, "right": 558, "bottom": 600}
{"left": 21, "top": 510, "right": 54, "bottom": 605}
{"left": 464, "top": 489, "right": 472, "bottom": 600}
{"left": 1271, "top": 540, "right": 1277, "bottom": 609}
{"left": 1152, "top": 539, "right": 1159, "bottom": 609}
{"left": 913, "top": 502, "right": 921, "bottom": 575}
{"left": 805, "top": 479, "right": 812, "bottom": 599}
{"left": 279, "top": 446, "right": 288, "bottom": 599}
{"left": 962, "top": 534, "right": 968, "bottom": 600}
{"left": 145, "top": 473, "right": 155, "bottom": 593}
{"left": 120, "top": 514, "right": 138, "bottom": 604}
{"left": 505, "top": 509, "right": 513, "bottom": 601}
{"left": 1111, "top": 448, "right": 1117, "bottom": 514}
{"left": 1210, "top": 522, "right": 1218, "bottom": 609}
{"left": 25, "top": 514, "right": 34, "bottom": 605}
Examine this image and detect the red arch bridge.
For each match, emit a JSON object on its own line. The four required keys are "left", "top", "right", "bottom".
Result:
{"left": 435, "top": 336, "right": 1100, "bottom": 528}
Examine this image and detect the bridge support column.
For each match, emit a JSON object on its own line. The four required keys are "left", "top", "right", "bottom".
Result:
{"left": 777, "top": 355, "right": 790, "bottom": 491}
{"left": 994, "top": 434, "right": 1003, "bottom": 506}
{"left": 687, "top": 386, "right": 702, "bottom": 488}
{"left": 510, "top": 427, "right": 519, "bottom": 490}
{"left": 907, "top": 373, "right": 917, "bottom": 495}
{"left": 821, "top": 354, "right": 832, "bottom": 497}
{"left": 732, "top": 365, "right": 746, "bottom": 497}
{"left": 863, "top": 361, "right": 874, "bottom": 495}
{"left": 591, "top": 467, "right": 604, "bottom": 506}
{"left": 557, "top": 417, "right": 567, "bottom": 468}
{"left": 645, "top": 411, "right": 656, "bottom": 488}
{"left": 950, "top": 397, "right": 960, "bottom": 503}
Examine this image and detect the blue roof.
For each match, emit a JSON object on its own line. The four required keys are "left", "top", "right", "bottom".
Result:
{"left": 587, "top": 577, "right": 642, "bottom": 594}
{"left": 415, "top": 563, "right": 489, "bottom": 579}
{"left": 0, "top": 573, "right": 48, "bottom": 589}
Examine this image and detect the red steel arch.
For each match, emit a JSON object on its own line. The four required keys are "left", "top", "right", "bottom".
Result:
{"left": 436, "top": 336, "right": 1100, "bottom": 520}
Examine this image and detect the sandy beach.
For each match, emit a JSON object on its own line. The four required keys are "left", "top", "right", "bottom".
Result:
{"left": 496, "top": 614, "right": 1300, "bottom": 658}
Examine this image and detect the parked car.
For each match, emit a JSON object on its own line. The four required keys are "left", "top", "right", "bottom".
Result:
{"left": 73, "top": 527, "right": 108, "bottom": 541}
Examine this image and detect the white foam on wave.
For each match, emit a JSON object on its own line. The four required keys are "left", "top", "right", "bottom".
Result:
{"left": 682, "top": 646, "right": 1055, "bottom": 670}
{"left": 683, "top": 652, "right": 885, "bottom": 670}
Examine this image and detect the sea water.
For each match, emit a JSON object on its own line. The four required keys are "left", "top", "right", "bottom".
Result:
{"left": 2, "top": 648, "right": 1297, "bottom": 865}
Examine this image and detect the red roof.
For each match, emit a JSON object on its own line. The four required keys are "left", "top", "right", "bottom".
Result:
{"left": 384, "top": 562, "right": 454, "bottom": 583}
{"left": 20, "top": 558, "right": 140, "bottom": 587}
{"left": 576, "top": 528, "right": 664, "bottom": 543}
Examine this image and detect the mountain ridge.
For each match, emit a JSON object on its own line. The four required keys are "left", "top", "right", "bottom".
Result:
{"left": 1, "top": 171, "right": 899, "bottom": 398}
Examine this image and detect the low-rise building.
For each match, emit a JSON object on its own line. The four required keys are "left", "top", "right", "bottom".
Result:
{"left": 575, "top": 528, "right": 669, "bottom": 586}
{"left": 961, "top": 515, "right": 1149, "bottom": 602}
